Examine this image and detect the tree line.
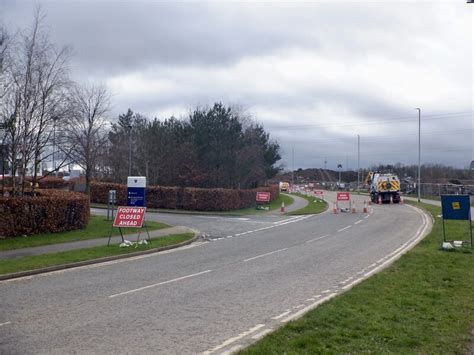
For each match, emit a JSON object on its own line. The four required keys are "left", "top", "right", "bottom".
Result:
{"left": 107, "top": 104, "right": 281, "bottom": 189}
{"left": 0, "top": 10, "right": 281, "bottom": 196}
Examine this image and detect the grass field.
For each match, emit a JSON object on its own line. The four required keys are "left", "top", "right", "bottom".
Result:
{"left": 287, "top": 193, "right": 328, "bottom": 215}
{"left": 0, "top": 216, "right": 169, "bottom": 251}
{"left": 241, "top": 203, "right": 473, "bottom": 354}
{"left": 0, "top": 233, "right": 194, "bottom": 275}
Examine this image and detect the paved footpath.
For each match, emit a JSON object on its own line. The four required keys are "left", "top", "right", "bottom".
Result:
{"left": 0, "top": 226, "right": 194, "bottom": 260}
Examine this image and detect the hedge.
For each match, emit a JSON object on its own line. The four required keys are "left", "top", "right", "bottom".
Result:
{"left": 90, "top": 182, "right": 279, "bottom": 211}
{"left": 0, "top": 176, "right": 69, "bottom": 190}
{"left": 0, "top": 189, "right": 90, "bottom": 237}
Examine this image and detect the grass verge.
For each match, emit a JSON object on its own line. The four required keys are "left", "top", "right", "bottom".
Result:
{"left": 0, "top": 216, "right": 169, "bottom": 251}
{"left": 0, "top": 233, "right": 194, "bottom": 275}
{"left": 287, "top": 193, "right": 328, "bottom": 215}
{"left": 241, "top": 203, "right": 473, "bottom": 354}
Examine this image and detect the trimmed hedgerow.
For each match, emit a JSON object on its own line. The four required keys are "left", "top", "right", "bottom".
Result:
{"left": 0, "top": 176, "right": 69, "bottom": 190}
{"left": 0, "top": 189, "right": 90, "bottom": 237}
{"left": 90, "top": 182, "right": 279, "bottom": 211}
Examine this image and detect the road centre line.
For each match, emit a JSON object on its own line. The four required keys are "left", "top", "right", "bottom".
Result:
{"left": 337, "top": 226, "right": 352, "bottom": 232}
{"left": 0, "top": 321, "right": 11, "bottom": 327}
{"left": 243, "top": 248, "right": 288, "bottom": 262}
{"left": 202, "top": 324, "right": 265, "bottom": 355}
{"left": 109, "top": 270, "right": 213, "bottom": 298}
{"left": 354, "top": 220, "right": 363, "bottom": 225}
{"left": 364, "top": 215, "right": 370, "bottom": 219}
{"left": 306, "top": 234, "right": 330, "bottom": 243}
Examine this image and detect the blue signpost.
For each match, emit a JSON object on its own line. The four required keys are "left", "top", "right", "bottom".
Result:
{"left": 127, "top": 176, "right": 146, "bottom": 207}
{"left": 440, "top": 194, "right": 472, "bottom": 247}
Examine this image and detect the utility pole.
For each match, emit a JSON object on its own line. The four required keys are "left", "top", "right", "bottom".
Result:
{"left": 291, "top": 147, "right": 294, "bottom": 187}
{"left": 357, "top": 135, "right": 360, "bottom": 192}
{"left": 128, "top": 125, "right": 132, "bottom": 176}
{"left": 415, "top": 108, "right": 421, "bottom": 202}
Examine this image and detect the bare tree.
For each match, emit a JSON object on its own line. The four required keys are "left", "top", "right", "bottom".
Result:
{"left": 64, "top": 83, "right": 110, "bottom": 195}
{"left": 2, "top": 9, "right": 72, "bottom": 195}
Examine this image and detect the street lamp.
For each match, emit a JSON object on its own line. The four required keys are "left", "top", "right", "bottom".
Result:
{"left": 357, "top": 135, "right": 360, "bottom": 192}
{"left": 415, "top": 108, "right": 421, "bottom": 202}
{"left": 337, "top": 163, "right": 342, "bottom": 184}
{"left": 128, "top": 125, "right": 132, "bottom": 176}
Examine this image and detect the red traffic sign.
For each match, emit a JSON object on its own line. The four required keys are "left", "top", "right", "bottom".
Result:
{"left": 337, "top": 192, "right": 351, "bottom": 201}
{"left": 256, "top": 191, "right": 271, "bottom": 202}
{"left": 113, "top": 206, "right": 146, "bottom": 228}
{"left": 314, "top": 190, "right": 324, "bottom": 197}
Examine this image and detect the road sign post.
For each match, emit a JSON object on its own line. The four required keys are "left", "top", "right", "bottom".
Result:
{"left": 107, "top": 206, "right": 151, "bottom": 246}
{"left": 256, "top": 191, "right": 271, "bottom": 210}
{"left": 336, "top": 191, "right": 351, "bottom": 212}
{"left": 440, "top": 195, "right": 472, "bottom": 247}
{"left": 127, "top": 176, "right": 146, "bottom": 207}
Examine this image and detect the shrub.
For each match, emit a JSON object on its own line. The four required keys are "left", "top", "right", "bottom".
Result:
{"left": 0, "top": 176, "right": 69, "bottom": 190}
{"left": 0, "top": 189, "right": 90, "bottom": 237}
{"left": 90, "top": 182, "right": 279, "bottom": 211}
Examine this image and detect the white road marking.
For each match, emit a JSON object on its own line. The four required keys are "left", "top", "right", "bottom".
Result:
{"left": 202, "top": 324, "right": 265, "bottom": 355}
{"left": 280, "top": 293, "right": 338, "bottom": 323}
{"left": 337, "top": 226, "right": 352, "bottom": 232}
{"left": 0, "top": 321, "right": 11, "bottom": 327}
{"left": 305, "top": 234, "right": 329, "bottom": 243}
{"left": 243, "top": 248, "right": 288, "bottom": 262}
{"left": 321, "top": 289, "right": 331, "bottom": 294}
{"left": 368, "top": 263, "right": 377, "bottom": 268}
{"left": 251, "top": 328, "right": 273, "bottom": 340}
{"left": 364, "top": 215, "right": 370, "bottom": 219}
{"left": 271, "top": 311, "right": 291, "bottom": 320}
{"left": 295, "top": 304, "right": 305, "bottom": 309}
{"left": 109, "top": 270, "right": 213, "bottom": 298}
{"left": 354, "top": 220, "right": 363, "bottom": 225}
{"left": 221, "top": 345, "right": 244, "bottom": 355}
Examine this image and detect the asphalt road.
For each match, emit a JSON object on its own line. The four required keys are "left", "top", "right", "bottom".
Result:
{"left": 0, "top": 192, "right": 431, "bottom": 354}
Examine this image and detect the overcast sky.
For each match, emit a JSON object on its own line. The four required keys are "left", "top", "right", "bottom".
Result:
{"left": 2, "top": 0, "right": 473, "bottom": 171}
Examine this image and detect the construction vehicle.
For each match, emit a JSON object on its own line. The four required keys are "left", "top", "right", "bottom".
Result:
{"left": 364, "top": 171, "right": 401, "bottom": 204}
{"left": 279, "top": 181, "right": 290, "bottom": 192}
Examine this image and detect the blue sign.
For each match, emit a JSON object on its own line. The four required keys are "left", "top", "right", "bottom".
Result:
{"left": 127, "top": 187, "right": 146, "bottom": 207}
{"left": 441, "top": 195, "right": 471, "bottom": 221}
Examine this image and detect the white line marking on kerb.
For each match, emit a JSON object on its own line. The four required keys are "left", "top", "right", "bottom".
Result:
{"left": 244, "top": 248, "right": 288, "bottom": 262}
{"left": 337, "top": 226, "right": 351, "bottom": 232}
{"left": 0, "top": 321, "right": 11, "bottom": 327}
{"left": 221, "top": 345, "right": 244, "bottom": 355}
{"left": 202, "top": 324, "right": 265, "bottom": 354}
{"left": 109, "top": 270, "right": 212, "bottom": 298}
{"left": 251, "top": 328, "right": 273, "bottom": 340}
{"left": 271, "top": 311, "right": 291, "bottom": 320}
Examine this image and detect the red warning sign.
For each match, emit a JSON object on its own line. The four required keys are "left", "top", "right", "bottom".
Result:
{"left": 113, "top": 206, "right": 146, "bottom": 228}
{"left": 337, "top": 192, "right": 351, "bottom": 201}
{"left": 256, "top": 192, "right": 271, "bottom": 202}
{"left": 314, "top": 190, "right": 324, "bottom": 197}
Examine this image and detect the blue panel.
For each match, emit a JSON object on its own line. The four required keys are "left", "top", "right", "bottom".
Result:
{"left": 441, "top": 195, "right": 471, "bottom": 221}
{"left": 127, "top": 187, "right": 146, "bottom": 207}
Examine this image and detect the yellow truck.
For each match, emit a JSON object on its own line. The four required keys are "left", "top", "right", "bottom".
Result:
{"left": 365, "top": 171, "right": 401, "bottom": 204}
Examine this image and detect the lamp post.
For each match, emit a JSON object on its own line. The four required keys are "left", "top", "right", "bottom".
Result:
{"left": 128, "top": 125, "right": 132, "bottom": 176}
{"left": 52, "top": 116, "right": 59, "bottom": 176}
{"left": 415, "top": 108, "right": 421, "bottom": 202}
{"left": 357, "top": 135, "right": 360, "bottom": 192}
{"left": 0, "top": 122, "right": 6, "bottom": 196}
{"left": 337, "top": 163, "right": 342, "bottom": 184}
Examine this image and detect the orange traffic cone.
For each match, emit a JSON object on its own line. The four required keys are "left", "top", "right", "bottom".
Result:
{"left": 333, "top": 201, "right": 338, "bottom": 214}
{"left": 363, "top": 201, "right": 368, "bottom": 213}
{"left": 400, "top": 196, "right": 404, "bottom": 205}
{"left": 390, "top": 195, "right": 394, "bottom": 204}
{"left": 378, "top": 195, "right": 382, "bottom": 205}
{"left": 368, "top": 200, "right": 372, "bottom": 206}
{"left": 281, "top": 202, "right": 285, "bottom": 212}
{"left": 351, "top": 201, "right": 356, "bottom": 213}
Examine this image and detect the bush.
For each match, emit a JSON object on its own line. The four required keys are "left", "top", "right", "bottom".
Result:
{"left": 0, "top": 189, "right": 90, "bottom": 237}
{"left": 90, "top": 182, "right": 279, "bottom": 211}
{"left": 0, "top": 176, "right": 69, "bottom": 190}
